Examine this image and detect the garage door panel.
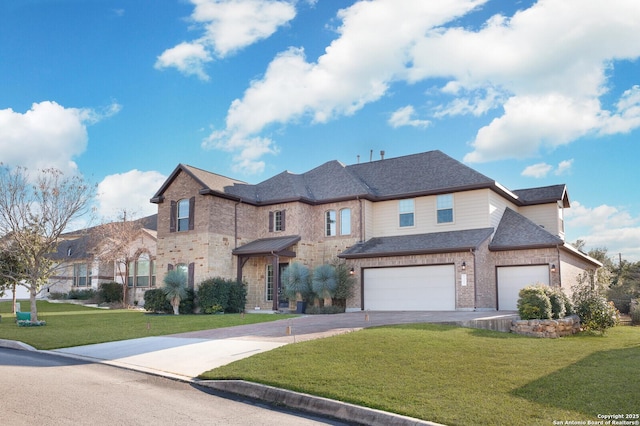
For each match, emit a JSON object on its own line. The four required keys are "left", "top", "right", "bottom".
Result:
{"left": 497, "top": 265, "right": 549, "bottom": 311}
{"left": 364, "top": 265, "right": 455, "bottom": 311}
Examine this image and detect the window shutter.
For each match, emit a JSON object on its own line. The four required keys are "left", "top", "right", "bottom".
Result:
{"left": 268, "top": 211, "right": 274, "bottom": 232}
{"left": 281, "top": 210, "right": 286, "bottom": 231}
{"left": 188, "top": 262, "right": 195, "bottom": 290}
{"left": 188, "top": 197, "right": 195, "bottom": 231}
{"left": 170, "top": 201, "right": 177, "bottom": 233}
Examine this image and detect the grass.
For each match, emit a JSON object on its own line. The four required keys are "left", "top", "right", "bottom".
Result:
{"left": 0, "top": 300, "right": 295, "bottom": 350}
{"left": 201, "top": 323, "right": 640, "bottom": 426}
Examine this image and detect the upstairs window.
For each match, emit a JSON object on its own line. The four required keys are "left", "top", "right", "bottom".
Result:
{"left": 177, "top": 199, "right": 190, "bottom": 231}
{"left": 399, "top": 199, "right": 415, "bottom": 227}
{"left": 340, "top": 208, "right": 351, "bottom": 235}
{"left": 437, "top": 194, "right": 454, "bottom": 224}
{"left": 269, "top": 210, "right": 286, "bottom": 232}
{"left": 170, "top": 197, "right": 195, "bottom": 232}
{"left": 325, "top": 210, "right": 337, "bottom": 236}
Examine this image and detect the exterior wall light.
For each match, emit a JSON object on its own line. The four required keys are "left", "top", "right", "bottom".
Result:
{"left": 551, "top": 264, "right": 557, "bottom": 273}
{"left": 349, "top": 267, "right": 355, "bottom": 275}
{"left": 461, "top": 261, "right": 466, "bottom": 271}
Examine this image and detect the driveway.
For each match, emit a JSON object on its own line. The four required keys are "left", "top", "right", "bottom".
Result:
{"left": 48, "top": 311, "right": 516, "bottom": 380}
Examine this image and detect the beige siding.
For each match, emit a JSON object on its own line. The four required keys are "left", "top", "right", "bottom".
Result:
{"left": 519, "top": 204, "right": 561, "bottom": 237}
{"left": 489, "top": 190, "right": 518, "bottom": 230}
{"left": 372, "top": 189, "right": 492, "bottom": 237}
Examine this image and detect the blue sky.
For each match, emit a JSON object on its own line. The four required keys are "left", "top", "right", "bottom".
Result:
{"left": 1, "top": 0, "right": 639, "bottom": 261}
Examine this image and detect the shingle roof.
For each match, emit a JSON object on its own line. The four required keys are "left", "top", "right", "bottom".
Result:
{"left": 338, "top": 228, "right": 494, "bottom": 259}
{"left": 153, "top": 150, "right": 568, "bottom": 208}
{"left": 513, "top": 184, "right": 569, "bottom": 207}
{"left": 232, "top": 235, "right": 301, "bottom": 256}
{"left": 489, "top": 208, "right": 563, "bottom": 250}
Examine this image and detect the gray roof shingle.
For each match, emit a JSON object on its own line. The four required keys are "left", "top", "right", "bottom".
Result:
{"left": 232, "top": 235, "right": 301, "bottom": 256}
{"left": 489, "top": 208, "right": 563, "bottom": 250}
{"left": 338, "top": 228, "right": 494, "bottom": 259}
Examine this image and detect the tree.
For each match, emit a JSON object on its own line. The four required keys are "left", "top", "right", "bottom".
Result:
{"left": 90, "top": 210, "right": 149, "bottom": 306}
{"left": 0, "top": 240, "right": 28, "bottom": 313}
{"left": 162, "top": 270, "right": 187, "bottom": 315}
{"left": 0, "top": 165, "right": 94, "bottom": 322}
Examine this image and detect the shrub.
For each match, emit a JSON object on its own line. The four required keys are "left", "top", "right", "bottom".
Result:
{"left": 98, "top": 282, "right": 123, "bottom": 303}
{"left": 572, "top": 283, "right": 619, "bottom": 334}
{"left": 311, "top": 264, "right": 337, "bottom": 304}
{"left": 143, "top": 288, "right": 172, "bottom": 314}
{"left": 197, "top": 277, "right": 247, "bottom": 313}
{"left": 68, "top": 288, "right": 97, "bottom": 300}
{"left": 331, "top": 260, "right": 356, "bottom": 309}
{"left": 48, "top": 292, "right": 67, "bottom": 300}
{"left": 179, "top": 288, "right": 196, "bottom": 314}
{"left": 517, "top": 285, "right": 552, "bottom": 320}
{"left": 281, "top": 263, "right": 312, "bottom": 302}
{"left": 545, "top": 287, "right": 571, "bottom": 319}
{"left": 305, "top": 305, "right": 344, "bottom": 314}
{"left": 631, "top": 299, "right": 640, "bottom": 325}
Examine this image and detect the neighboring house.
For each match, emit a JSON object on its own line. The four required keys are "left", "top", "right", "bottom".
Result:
{"left": 150, "top": 150, "right": 600, "bottom": 312}
{"left": 47, "top": 215, "right": 158, "bottom": 305}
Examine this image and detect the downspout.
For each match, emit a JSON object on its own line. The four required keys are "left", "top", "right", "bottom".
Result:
{"left": 271, "top": 251, "right": 279, "bottom": 311}
{"left": 472, "top": 248, "right": 478, "bottom": 311}
{"left": 556, "top": 244, "right": 561, "bottom": 288}
{"left": 234, "top": 199, "right": 242, "bottom": 249}
{"left": 358, "top": 196, "right": 364, "bottom": 243}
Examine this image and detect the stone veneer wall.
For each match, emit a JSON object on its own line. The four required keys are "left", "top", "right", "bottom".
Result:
{"left": 510, "top": 315, "right": 580, "bottom": 338}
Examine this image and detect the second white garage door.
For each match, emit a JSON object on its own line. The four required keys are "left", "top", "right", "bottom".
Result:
{"left": 364, "top": 265, "right": 455, "bottom": 311}
{"left": 497, "top": 265, "right": 550, "bottom": 311}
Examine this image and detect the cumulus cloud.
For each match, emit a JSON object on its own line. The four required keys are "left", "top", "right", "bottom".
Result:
{"left": 566, "top": 200, "right": 640, "bottom": 261}
{"left": 207, "top": 0, "right": 483, "bottom": 172}
{"left": 155, "top": 0, "right": 296, "bottom": 79}
{"left": 388, "top": 105, "right": 430, "bottom": 128}
{"left": 96, "top": 170, "right": 167, "bottom": 219}
{"left": 555, "top": 159, "right": 573, "bottom": 176}
{"left": 160, "top": 0, "right": 640, "bottom": 173}
{"left": 521, "top": 163, "right": 552, "bottom": 178}
{"left": 0, "top": 101, "right": 120, "bottom": 174}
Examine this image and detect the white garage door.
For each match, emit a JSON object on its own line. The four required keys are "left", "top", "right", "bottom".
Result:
{"left": 497, "top": 265, "right": 550, "bottom": 311}
{"left": 364, "top": 265, "right": 455, "bottom": 311}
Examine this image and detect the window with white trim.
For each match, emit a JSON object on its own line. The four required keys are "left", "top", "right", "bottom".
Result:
{"left": 266, "top": 264, "right": 274, "bottom": 302}
{"left": 340, "top": 208, "right": 351, "bottom": 235}
{"left": 177, "top": 199, "right": 190, "bottom": 231}
{"left": 437, "top": 194, "right": 454, "bottom": 224}
{"left": 325, "top": 210, "right": 337, "bottom": 236}
{"left": 74, "top": 263, "right": 90, "bottom": 287}
{"left": 399, "top": 199, "right": 415, "bottom": 227}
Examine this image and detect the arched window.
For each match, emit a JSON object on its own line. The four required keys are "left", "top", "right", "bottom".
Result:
{"left": 136, "top": 253, "right": 150, "bottom": 287}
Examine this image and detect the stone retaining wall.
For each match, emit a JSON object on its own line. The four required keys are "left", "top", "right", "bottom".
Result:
{"left": 510, "top": 315, "right": 581, "bottom": 338}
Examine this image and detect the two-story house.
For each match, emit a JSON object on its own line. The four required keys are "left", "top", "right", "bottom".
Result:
{"left": 150, "top": 150, "right": 600, "bottom": 312}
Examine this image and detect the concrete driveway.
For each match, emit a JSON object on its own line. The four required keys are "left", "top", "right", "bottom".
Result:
{"left": 47, "top": 311, "right": 515, "bottom": 380}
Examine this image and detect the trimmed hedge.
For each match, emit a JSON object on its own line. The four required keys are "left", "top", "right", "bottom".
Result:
{"left": 197, "top": 277, "right": 247, "bottom": 313}
{"left": 98, "top": 282, "right": 123, "bottom": 303}
{"left": 517, "top": 285, "right": 552, "bottom": 320}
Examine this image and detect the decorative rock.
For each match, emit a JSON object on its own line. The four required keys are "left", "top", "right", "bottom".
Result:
{"left": 510, "top": 315, "right": 580, "bottom": 338}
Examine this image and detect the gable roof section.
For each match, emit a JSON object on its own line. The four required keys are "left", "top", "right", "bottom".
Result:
{"left": 150, "top": 164, "right": 246, "bottom": 203}
{"left": 489, "top": 208, "right": 564, "bottom": 251}
{"left": 513, "top": 184, "right": 570, "bottom": 208}
{"left": 338, "top": 228, "right": 494, "bottom": 259}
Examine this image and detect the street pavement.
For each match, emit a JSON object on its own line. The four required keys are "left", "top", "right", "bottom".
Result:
{"left": 2, "top": 310, "right": 517, "bottom": 425}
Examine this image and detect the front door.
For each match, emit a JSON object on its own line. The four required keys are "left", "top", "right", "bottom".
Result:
{"left": 277, "top": 263, "right": 289, "bottom": 308}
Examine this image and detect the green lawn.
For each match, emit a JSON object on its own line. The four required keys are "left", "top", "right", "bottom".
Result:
{"left": 0, "top": 300, "right": 295, "bottom": 350}
{"left": 201, "top": 323, "right": 640, "bottom": 426}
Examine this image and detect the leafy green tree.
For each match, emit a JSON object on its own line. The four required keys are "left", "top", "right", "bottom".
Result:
{"left": 0, "top": 242, "right": 28, "bottom": 313}
{"left": 312, "top": 264, "right": 337, "bottom": 306}
{"left": 162, "top": 270, "right": 187, "bottom": 315}
{"left": 0, "top": 165, "right": 94, "bottom": 322}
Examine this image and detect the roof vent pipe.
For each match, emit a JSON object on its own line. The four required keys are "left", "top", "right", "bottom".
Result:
{"left": 357, "top": 155, "right": 360, "bottom": 164}
{"left": 369, "top": 149, "right": 373, "bottom": 162}
{"left": 380, "top": 150, "right": 385, "bottom": 160}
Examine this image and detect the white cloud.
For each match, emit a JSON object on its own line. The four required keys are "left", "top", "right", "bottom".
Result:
{"left": 96, "top": 170, "right": 166, "bottom": 219}
{"left": 208, "top": 0, "right": 483, "bottom": 172}
{"left": 388, "top": 105, "right": 430, "bottom": 129}
{"left": 566, "top": 200, "right": 640, "bottom": 261}
{"left": 0, "top": 101, "right": 120, "bottom": 175}
{"left": 555, "top": 159, "right": 573, "bottom": 176}
{"left": 156, "top": 0, "right": 296, "bottom": 79}
{"left": 521, "top": 162, "right": 552, "bottom": 178}
{"left": 155, "top": 42, "right": 212, "bottom": 81}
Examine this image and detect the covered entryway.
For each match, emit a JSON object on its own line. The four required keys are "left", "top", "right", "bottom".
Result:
{"left": 497, "top": 265, "right": 550, "bottom": 310}
{"left": 363, "top": 265, "right": 455, "bottom": 311}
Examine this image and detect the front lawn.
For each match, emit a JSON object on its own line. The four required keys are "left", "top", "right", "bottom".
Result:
{"left": 0, "top": 300, "right": 295, "bottom": 350}
{"left": 201, "top": 324, "right": 640, "bottom": 426}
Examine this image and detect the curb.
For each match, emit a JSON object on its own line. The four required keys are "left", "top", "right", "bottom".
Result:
{"left": 201, "top": 380, "right": 444, "bottom": 426}
{"left": 0, "top": 339, "right": 37, "bottom": 351}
